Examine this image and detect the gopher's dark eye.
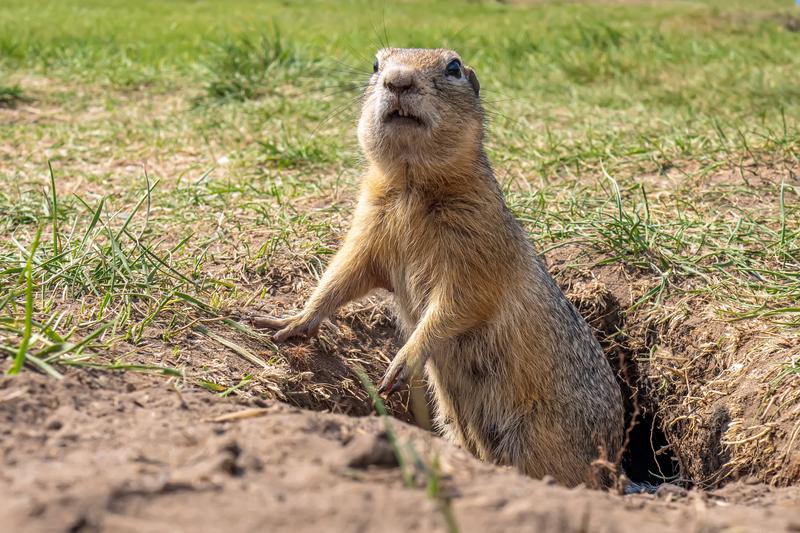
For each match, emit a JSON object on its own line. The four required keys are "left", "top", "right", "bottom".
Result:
{"left": 445, "top": 58, "right": 462, "bottom": 78}
{"left": 373, "top": 58, "right": 379, "bottom": 73}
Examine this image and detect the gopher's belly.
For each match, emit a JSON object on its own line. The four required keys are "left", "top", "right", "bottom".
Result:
{"left": 423, "top": 330, "right": 528, "bottom": 461}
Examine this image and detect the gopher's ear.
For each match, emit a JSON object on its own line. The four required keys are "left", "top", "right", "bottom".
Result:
{"left": 465, "top": 66, "right": 480, "bottom": 96}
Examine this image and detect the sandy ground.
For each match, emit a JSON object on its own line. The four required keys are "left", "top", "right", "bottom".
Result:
{"left": 2, "top": 371, "right": 799, "bottom": 533}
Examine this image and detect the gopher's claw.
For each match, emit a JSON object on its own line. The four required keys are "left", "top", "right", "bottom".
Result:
{"left": 251, "top": 316, "right": 290, "bottom": 330}
{"left": 251, "top": 314, "right": 318, "bottom": 342}
{"left": 377, "top": 365, "right": 406, "bottom": 397}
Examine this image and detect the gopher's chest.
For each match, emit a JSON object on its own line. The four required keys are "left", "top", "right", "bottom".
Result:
{"left": 371, "top": 194, "right": 449, "bottom": 325}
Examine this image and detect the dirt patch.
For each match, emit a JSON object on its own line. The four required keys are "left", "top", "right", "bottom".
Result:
{"left": 238, "top": 264, "right": 415, "bottom": 422}
{"left": 2, "top": 371, "right": 800, "bottom": 533}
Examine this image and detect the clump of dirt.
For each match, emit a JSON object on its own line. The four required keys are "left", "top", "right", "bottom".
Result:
{"left": 2, "top": 371, "right": 799, "bottom": 533}
{"left": 638, "top": 302, "right": 800, "bottom": 486}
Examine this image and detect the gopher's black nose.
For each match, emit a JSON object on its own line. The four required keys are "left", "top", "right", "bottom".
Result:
{"left": 383, "top": 67, "right": 416, "bottom": 95}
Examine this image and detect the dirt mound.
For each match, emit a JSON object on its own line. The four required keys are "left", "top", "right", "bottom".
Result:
{"left": 2, "top": 371, "right": 800, "bottom": 533}
{"left": 548, "top": 246, "right": 800, "bottom": 488}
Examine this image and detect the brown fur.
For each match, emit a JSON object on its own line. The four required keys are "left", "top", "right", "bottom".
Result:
{"left": 255, "top": 48, "right": 624, "bottom": 487}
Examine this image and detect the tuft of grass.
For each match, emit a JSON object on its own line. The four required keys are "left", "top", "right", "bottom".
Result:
{"left": 0, "top": 165, "right": 274, "bottom": 378}
{"left": 0, "top": 84, "right": 25, "bottom": 108}
{"left": 201, "top": 31, "right": 316, "bottom": 103}
{"left": 508, "top": 162, "right": 800, "bottom": 324}
{"left": 0, "top": 189, "right": 42, "bottom": 229}
{"left": 258, "top": 136, "right": 333, "bottom": 169}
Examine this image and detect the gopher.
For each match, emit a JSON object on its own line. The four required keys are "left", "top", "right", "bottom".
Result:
{"left": 255, "top": 48, "right": 624, "bottom": 487}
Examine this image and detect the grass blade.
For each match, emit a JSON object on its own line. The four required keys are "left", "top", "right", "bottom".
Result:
{"left": 193, "top": 324, "right": 271, "bottom": 370}
{"left": 7, "top": 224, "right": 43, "bottom": 375}
{"left": 48, "top": 160, "right": 60, "bottom": 257}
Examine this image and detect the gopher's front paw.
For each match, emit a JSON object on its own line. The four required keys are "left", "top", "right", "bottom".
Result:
{"left": 252, "top": 314, "right": 319, "bottom": 342}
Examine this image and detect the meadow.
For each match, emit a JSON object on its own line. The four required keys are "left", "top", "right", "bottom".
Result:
{"left": 1, "top": 0, "right": 799, "bottom": 530}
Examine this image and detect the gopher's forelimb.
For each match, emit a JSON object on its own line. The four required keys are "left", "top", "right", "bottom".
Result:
{"left": 253, "top": 218, "right": 376, "bottom": 342}
{"left": 254, "top": 207, "right": 486, "bottom": 397}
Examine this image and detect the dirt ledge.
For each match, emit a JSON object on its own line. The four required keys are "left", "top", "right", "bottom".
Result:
{"left": 2, "top": 372, "right": 799, "bottom": 533}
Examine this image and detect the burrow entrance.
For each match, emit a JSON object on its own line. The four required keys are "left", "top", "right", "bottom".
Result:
{"left": 622, "top": 410, "right": 679, "bottom": 486}
{"left": 566, "top": 279, "right": 681, "bottom": 488}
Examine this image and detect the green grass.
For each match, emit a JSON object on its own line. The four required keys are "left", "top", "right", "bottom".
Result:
{"left": 0, "top": 84, "right": 25, "bottom": 107}
{"left": 0, "top": 0, "right": 797, "bottom": 411}
{"left": 200, "top": 31, "right": 320, "bottom": 103}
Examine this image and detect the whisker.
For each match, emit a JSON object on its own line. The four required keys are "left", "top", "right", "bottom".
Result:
{"left": 308, "top": 92, "right": 365, "bottom": 139}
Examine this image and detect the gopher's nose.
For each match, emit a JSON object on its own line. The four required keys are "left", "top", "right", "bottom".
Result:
{"left": 383, "top": 67, "right": 416, "bottom": 94}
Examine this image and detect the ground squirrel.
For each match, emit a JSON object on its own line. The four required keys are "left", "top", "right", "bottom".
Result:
{"left": 255, "top": 48, "right": 624, "bottom": 487}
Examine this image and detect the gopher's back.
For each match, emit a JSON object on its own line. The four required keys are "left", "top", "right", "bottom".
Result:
{"left": 430, "top": 226, "right": 623, "bottom": 486}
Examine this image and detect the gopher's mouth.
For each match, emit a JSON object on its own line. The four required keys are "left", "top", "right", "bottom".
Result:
{"left": 383, "top": 107, "right": 424, "bottom": 127}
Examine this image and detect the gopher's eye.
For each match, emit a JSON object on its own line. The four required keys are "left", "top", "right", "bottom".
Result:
{"left": 445, "top": 58, "right": 462, "bottom": 78}
{"left": 373, "top": 58, "right": 379, "bottom": 73}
